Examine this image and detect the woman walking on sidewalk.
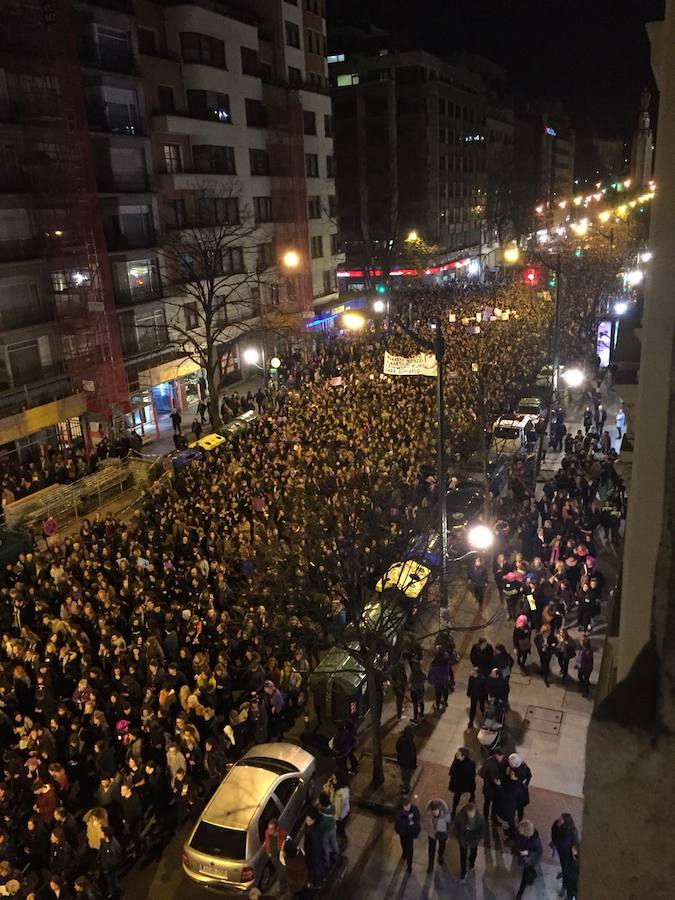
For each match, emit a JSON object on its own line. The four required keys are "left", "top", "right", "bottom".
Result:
{"left": 425, "top": 798, "right": 450, "bottom": 871}
{"left": 448, "top": 747, "right": 476, "bottom": 817}
{"left": 514, "top": 819, "right": 543, "bottom": 898}
{"left": 454, "top": 802, "right": 484, "bottom": 882}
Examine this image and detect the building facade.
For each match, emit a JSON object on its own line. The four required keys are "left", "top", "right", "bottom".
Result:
{"left": 514, "top": 102, "right": 575, "bottom": 208}
{"left": 329, "top": 31, "right": 490, "bottom": 265}
{"left": 0, "top": 0, "right": 342, "bottom": 453}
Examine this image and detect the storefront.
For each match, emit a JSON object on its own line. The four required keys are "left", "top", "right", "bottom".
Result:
{"left": 0, "top": 393, "right": 89, "bottom": 462}
{"left": 130, "top": 357, "right": 204, "bottom": 441}
{"left": 307, "top": 297, "right": 367, "bottom": 333}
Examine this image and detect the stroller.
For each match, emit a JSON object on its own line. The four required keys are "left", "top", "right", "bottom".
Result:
{"left": 477, "top": 699, "right": 506, "bottom": 754}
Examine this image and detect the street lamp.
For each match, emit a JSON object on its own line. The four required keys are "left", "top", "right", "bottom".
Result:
{"left": 406, "top": 230, "right": 419, "bottom": 243}
{"left": 373, "top": 299, "right": 386, "bottom": 313}
{"left": 614, "top": 300, "right": 629, "bottom": 315}
{"left": 503, "top": 245, "right": 520, "bottom": 264}
{"left": 243, "top": 347, "right": 261, "bottom": 366}
{"left": 270, "top": 356, "right": 281, "bottom": 369}
{"left": 571, "top": 219, "right": 588, "bottom": 237}
{"left": 561, "top": 367, "right": 584, "bottom": 388}
{"left": 342, "top": 311, "right": 366, "bottom": 330}
{"left": 282, "top": 250, "right": 300, "bottom": 269}
{"left": 467, "top": 524, "right": 494, "bottom": 551}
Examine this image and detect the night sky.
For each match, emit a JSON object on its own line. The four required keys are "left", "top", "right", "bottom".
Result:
{"left": 327, "top": 0, "right": 664, "bottom": 139}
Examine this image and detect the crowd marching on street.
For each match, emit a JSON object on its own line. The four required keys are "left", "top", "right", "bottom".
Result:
{"left": 0, "top": 281, "right": 624, "bottom": 899}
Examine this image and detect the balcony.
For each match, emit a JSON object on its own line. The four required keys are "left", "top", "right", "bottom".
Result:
{"left": 0, "top": 366, "right": 73, "bottom": 420}
{"left": 0, "top": 172, "right": 31, "bottom": 194}
{"left": 97, "top": 173, "right": 151, "bottom": 194}
{"left": 87, "top": 104, "right": 144, "bottom": 137}
{"left": 0, "top": 237, "right": 44, "bottom": 263}
{"left": 0, "top": 300, "right": 55, "bottom": 331}
{"left": 78, "top": 38, "right": 138, "bottom": 75}
{"left": 105, "top": 226, "right": 157, "bottom": 252}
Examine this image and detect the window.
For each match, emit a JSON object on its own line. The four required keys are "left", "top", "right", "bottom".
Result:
{"left": 222, "top": 247, "right": 244, "bottom": 275}
{"left": 138, "top": 27, "right": 158, "bottom": 55}
{"left": 7, "top": 339, "right": 41, "bottom": 384}
{"left": 328, "top": 195, "right": 337, "bottom": 217}
{"left": 180, "top": 32, "right": 226, "bottom": 68}
{"left": 112, "top": 259, "right": 160, "bottom": 303}
{"left": 305, "top": 153, "right": 319, "bottom": 177}
{"left": 336, "top": 73, "right": 359, "bottom": 87}
{"left": 327, "top": 53, "right": 345, "bottom": 64}
{"left": 310, "top": 234, "right": 323, "bottom": 258}
{"left": 240, "top": 46, "right": 258, "bottom": 76}
{"left": 193, "top": 145, "right": 236, "bottom": 174}
{"left": 163, "top": 144, "right": 182, "bottom": 174}
{"left": 303, "top": 110, "right": 316, "bottom": 135}
{"left": 190, "top": 823, "right": 246, "bottom": 861}
{"left": 197, "top": 197, "right": 239, "bottom": 226}
{"left": 169, "top": 199, "right": 187, "bottom": 228}
{"left": 257, "top": 242, "right": 273, "bottom": 270}
{"left": 157, "top": 85, "right": 175, "bottom": 114}
{"left": 258, "top": 799, "right": 281, "bottom": 844}
{"left": 308, "top": 195, "right": 321, "bottom": 218}
{"left": 330, "top": 232, "right": 340, "bottom": 255}
{"left": 184, "top": 302, "right": 199, "bottom": 329}
{"left": 285, "top": 21, "right": 300, "bottom": 48}
{"left": 245, "top": 98, "right": 266, "bottom": 127}
{"left": 274, "top": 778, "right": 300, "bottom": 807}
{"left": 253, "top": 196, "right": 273, "bottom": 223}
{"left": 326, "top": 154, "right": 335, "bottom": 178}
{"left": 249, "top": 148, "right": 270, "bottom": 175}
{"left": 186, "top": 90, "right": 231, "bottom": 122}
{"left": 324, "top": 114, "right": 333, "bottom": 137}
{"left": 323, "top": 269, "right": 334, "bottom": 294}
{"left": 439, "top": 98, "right": 446, "bottom": 114}
{"left": 288, "top": 65, "right": 301, "bottom": 85}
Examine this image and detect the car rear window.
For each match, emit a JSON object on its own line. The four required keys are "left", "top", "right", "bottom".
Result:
{"left": 518, "top": 405, "right": 539, "bottom": 415}
{"left": 494, "top": 426, "right": 520, "bottom": 439}
{"left": 238, "top": 757, "right": 299, "bottom": 775}
{"left": 190, "top": 822, "right": 247, "bottom": 860}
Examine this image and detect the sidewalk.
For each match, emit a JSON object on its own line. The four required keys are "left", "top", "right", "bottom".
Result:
{"left": 139, "top": 374, "right": 264, "bottom": 457}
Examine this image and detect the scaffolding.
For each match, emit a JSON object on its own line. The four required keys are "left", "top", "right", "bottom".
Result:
{"left": 2, "top": 0, "right": 129, "bottom": 427}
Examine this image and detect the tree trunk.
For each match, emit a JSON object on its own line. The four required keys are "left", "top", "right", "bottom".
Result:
{"left": 366, "top": 669, "right": 384, "bottom": 787}
{"left": 206, "top": 350, "right": 222, "bottom": 431}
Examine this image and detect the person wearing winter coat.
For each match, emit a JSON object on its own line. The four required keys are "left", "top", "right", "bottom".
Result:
{"left": 425, "top": 798, "right": 450, "bottom": 871}
{"left": 534, "top": 625, "right": 555, "bottom": 687}
{"left": 98, "top": 826, "right": 123, "bottom": 899}
{"left": 550, "top": 813, "right": 579, "bottom": 886}
{"left": 395, "top": 727, "right": 417, "bottom": 793}
{"left": 332, "top": 772, "right": 350, "bottom": 838}
{"left": 389, "top": 658, "right": 407, "bottom": 719}
{"left": 408, "top": 658, "right": 426, "bottom": 723}
{"left": 478, "top": 749, "right": 505, "bottom": 823}
{"left": 317, "top": 791, "right": 339, "bottom": 867}
{"left": 468, "top": 557, "right": 488, "bottom": 607}
{"left": 469, "top": 637, "right": 494, "bottom": 676}
{"left": 508, "top": 754, "right": 532, "bottom": 821}
{"left": 280, "top": 837, "right": 310, "bottom": 898}
{"left": 394, "top": 795, "right": 421, "bottom": 874}
{"left": 576, "top": 637, "right": 594, "bottom": 697}
{"left": 513, "top": 615, "right": 532, "bottom": 671}
{"left": 263, "top": 817, "right": 288, "bottom": 880}
{"left": 454, "top": 802, "right": 484, "bottom": 882}
{"left": 427, "top": 648, "right": 451, "bottom": 710}
{"left": 562, "top": 843, "right": 580, "bottom": 899}
{"left": 554, "top": 628, "right": 576, "bottom": 684}
{"left": 514, "top": 819, "right": 543, "bottom": 898}
{"left": 466, "top": 667, "right": 486, "bottom": 729}
{"left": 448, "top": 747, "right": 476, "bottom": 816}
{"left": 495, "top": 766, "right": 520, "bottom": 837}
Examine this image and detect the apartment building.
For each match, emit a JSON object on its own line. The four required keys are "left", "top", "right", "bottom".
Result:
{"left": 0, "top": 0, "right": 341, "bottom": 453}
{"left": 329, "top": 28, "right": 489, "bottom": 264}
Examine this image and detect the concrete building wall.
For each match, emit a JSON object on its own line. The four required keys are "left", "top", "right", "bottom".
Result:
{"left": 581, "top": 2, "right": 675, "bottom": 897}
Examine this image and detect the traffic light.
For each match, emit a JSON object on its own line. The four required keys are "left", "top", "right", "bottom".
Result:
{"left": 375, "top": 283, "right": 387, "bottom": 294}
{"left": 575, "top": 247, "right": 583, "bottom": 258}
{"left": 522, "top": 267, "right": 539, "bottom": 286}
{"left": 547, "top": 273, "right": 557, "bottom": 288}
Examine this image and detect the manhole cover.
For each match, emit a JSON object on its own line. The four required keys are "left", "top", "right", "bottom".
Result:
{"left": 523, "top": 705, "right": 563, "bottom": 734}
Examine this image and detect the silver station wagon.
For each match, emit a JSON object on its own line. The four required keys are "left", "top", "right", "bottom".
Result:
{"left": 182, "top": 742, "right": 317, "bottom": 892}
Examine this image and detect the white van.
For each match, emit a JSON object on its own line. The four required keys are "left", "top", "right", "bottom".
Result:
{"left": 492, "top": 414, "right": 532, "bottom": 456}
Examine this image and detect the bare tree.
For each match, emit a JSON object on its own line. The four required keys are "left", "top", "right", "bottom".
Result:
{"left": 159, "top": 185, "right": 274, "bottom": 429}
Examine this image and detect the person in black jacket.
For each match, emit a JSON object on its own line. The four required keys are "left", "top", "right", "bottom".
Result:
{"left": 469, "top": 638, "right": 494, "bottom": 676}
{"left": 534, "top": 625, "right": 555, "bottom": 687}
{"left": 550, "top": 813, "right": 579, "bottom": 888}
{"left": 514, "top": 819, "right": 543, "bottom": 898}
{"left": 495, "top": 766, "right": 520, "bottom": 838}
{"left": 448, "top": 748, "right": 476, "bottom": 816}
{"left": 467, "top": 557, "right": 488, "bottom": 607}
{"left": 118, "top": 782, "right": 143, "bottom": 851}
{"left": 508, "top": 754, "right": 532, "bottom": 821}
{"left": 466, "top": 667, "right": 486, "bottom": 730}
{"left": 513, "top": 616, "right": 532, "bottom": 671}
{"left": 98, "top": 826, "right": 123, "bottom": 898}
{"left": 48, "top": 826, "right": 75, "bottom": 881}
{"left": 394, "top": 795, "right": 421, "bottom": 874}
{"left": 395, "top": 727, "right": 417, "bottom": 794}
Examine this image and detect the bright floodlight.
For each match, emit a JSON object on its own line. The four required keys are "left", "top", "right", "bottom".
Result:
{"left": 614, "top": 301, "right": 629, "bottom": 315}
{"left": 562, "top": 367, "right": 584, "bottom": 388}
{"left": 282, "top": 250, "right": 300, "bottom": 269}
{"left": 503, "top": 245, "right": 519, "bottom": 264}
{"left": 373, "top": 299, "right": 386, "bottom": 313}
{"left": 625, "top": 269, "right": 644, "bottom": 286}
{"left": 343, "top": 311, "right": 365, "bottom": 330}
{"left": 467, "top": 524, "right": 494, "bottom": 551}
{"left": 243, "top": 347, "right": 260, "bottom": 365}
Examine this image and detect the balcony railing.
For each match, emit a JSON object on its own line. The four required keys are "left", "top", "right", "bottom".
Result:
{"left": 97, "top": 174, "right": 150, "bottom": 193}
{"left": 0, "top": 366, "right": 72, "bottom": 417}
{"left": 105, "top": 227, "right": 157, "bottom": 252}
{"left": 87, "top": 104, "right": 144, "bottom": 136}
{"left": 78, "top": 38, "right": 138, "bottom": 75}
{"left": 0, "top": 300, "right": 55, "bottom": 331}
{"left": 0, "top": 238, "right": 44, "bottom": 262}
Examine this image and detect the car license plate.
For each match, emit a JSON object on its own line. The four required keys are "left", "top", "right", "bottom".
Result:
{"left": 200, "top": 863, "right": 228, "bottom": 878}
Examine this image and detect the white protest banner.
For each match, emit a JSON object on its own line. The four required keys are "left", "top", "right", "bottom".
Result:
{"left": 383, "top": 351, "right": 438, "bottom": 377}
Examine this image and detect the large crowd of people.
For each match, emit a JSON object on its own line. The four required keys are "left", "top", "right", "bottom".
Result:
{"left": 0, "top": 280, "right": 621, "bottom": 898}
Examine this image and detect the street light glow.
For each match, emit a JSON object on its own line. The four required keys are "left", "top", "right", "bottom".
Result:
{"left": 503, "top": 245, "right": 520, "bottom": 264}
{"left": 467, "top": 524, "right": 494, "bottom": 551}
{"left": 343, "top": 312, "right": 366, "bottom": 330}
{"left": 373, "top": 299, "right": 386, "bottom": 313}
{"left": 640, "top": 251, "right": 653, "bottom": 262}
{"left": 406, "top": 230, "right": 419, "bottom": 242}
{"left": 243, "top": 347, "right": 260, "bottom": 365}
{"left": 270, "top": 356, "right": 281, "bottom": 369}
{"left": 562, "top": 367, "right": 584, "bottom": 388}
{"left": 282, "top": 250, "right": 300, "bottom": 269}
{"left": 598, "top": 210, "right": 611, "bottom": 223}
{"left": 571, "top": 219, "right": 588, "bottom": 236}
{"left": 625, "top": 269, "right": 644, "bottom": 286}
{"left": 614, "top": 301, "right": 629, "bottom": 315}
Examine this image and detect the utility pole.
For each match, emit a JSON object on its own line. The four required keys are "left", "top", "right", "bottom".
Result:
{"left": 551, "top": 253, "right": 562, "bottom": 400}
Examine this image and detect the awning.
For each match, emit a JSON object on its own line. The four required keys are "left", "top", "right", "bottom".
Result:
{"left": 138, "top": 357, "right": 201, "bottom": 389}
{"left": 0, "top": 393, "right": 88, "bottom": 444}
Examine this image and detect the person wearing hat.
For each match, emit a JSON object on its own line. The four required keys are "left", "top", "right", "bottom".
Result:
{"left": 508, "top": 753, "right": 532, "bottom": 822}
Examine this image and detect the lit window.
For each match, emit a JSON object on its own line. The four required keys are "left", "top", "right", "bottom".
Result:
{"left": 336, "top": 73, "right": 359, "bottom": 87}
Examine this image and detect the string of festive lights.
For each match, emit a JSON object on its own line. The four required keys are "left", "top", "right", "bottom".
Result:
{"left": 534, "top": 177, "right": 656, "bottom": 215}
